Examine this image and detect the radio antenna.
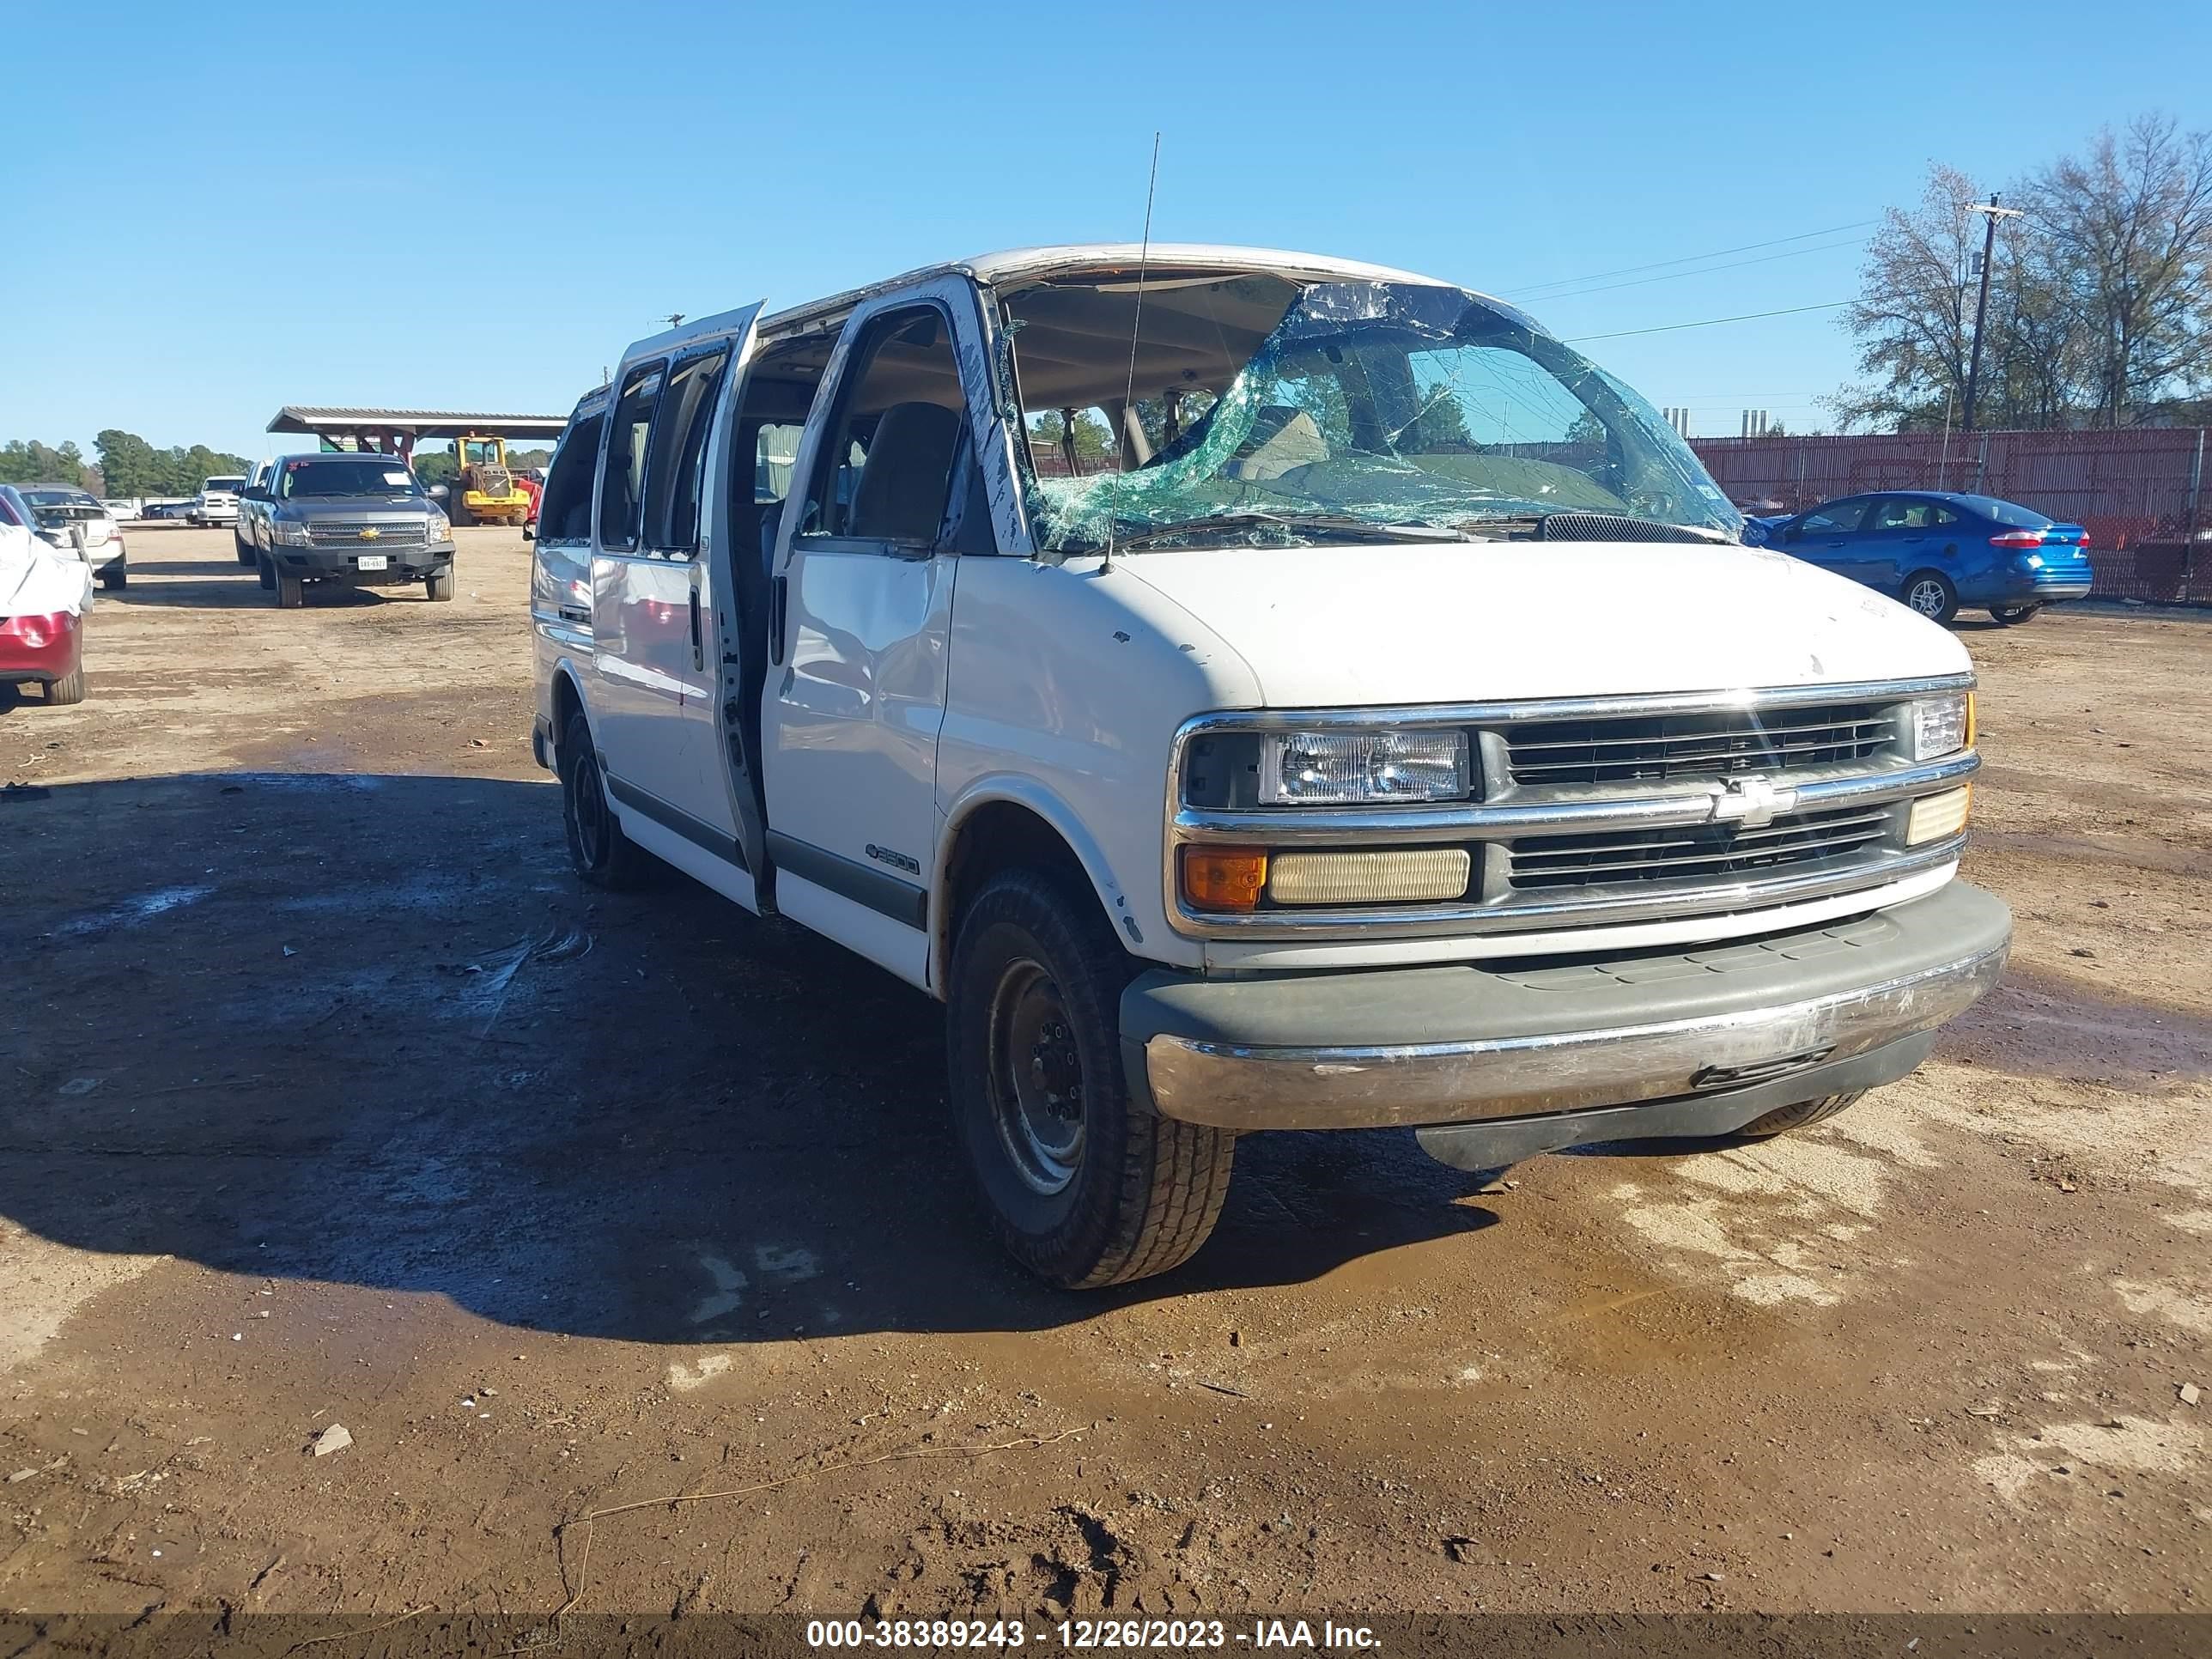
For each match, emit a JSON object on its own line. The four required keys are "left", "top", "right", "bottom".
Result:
{"left": 1102, "top": 131, "right": 1161, "bottom": 574}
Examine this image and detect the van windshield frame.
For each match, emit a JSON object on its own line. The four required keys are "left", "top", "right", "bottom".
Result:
{"left": 999, "top": 276, "right": 1741, "bottom": 554}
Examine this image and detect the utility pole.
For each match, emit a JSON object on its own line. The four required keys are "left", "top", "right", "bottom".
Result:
{"left": 1961, "top": 195, "right": 2024, "bottom": 434}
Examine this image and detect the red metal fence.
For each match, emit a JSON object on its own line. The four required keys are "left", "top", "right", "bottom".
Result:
{"left": 1691, "top": 428, "right": 2212, "bottom": 603}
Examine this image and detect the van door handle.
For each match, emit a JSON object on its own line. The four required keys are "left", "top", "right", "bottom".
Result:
{"left": 769, "top": 574, "right": 788, "bottom": 666}
{"left": 689, "top": 588, "right": 703, "bottom": 670}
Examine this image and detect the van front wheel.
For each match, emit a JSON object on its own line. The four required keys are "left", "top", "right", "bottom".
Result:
{"left": 948, "top": 870, "right": 1236, "bottom": 1289}
{"left": 1737, "top": 1091, "right": 1864, "bottom": 1138}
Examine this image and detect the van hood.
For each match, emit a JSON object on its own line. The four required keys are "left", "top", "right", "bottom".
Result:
{"left": 1113, "top": 539, "right": 1969, "bottom": 707}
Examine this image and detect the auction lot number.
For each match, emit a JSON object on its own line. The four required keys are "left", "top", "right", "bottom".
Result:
{"left": 805, "top": 1620, "right": 1237, "bottom": 1648}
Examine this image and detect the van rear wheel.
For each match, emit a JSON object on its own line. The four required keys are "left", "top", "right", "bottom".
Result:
{"left": 948, "top": 870, "right": 1236, "bottom": 1288}
{"left": 559, "top": 713, "right": 649, "bottom": 889}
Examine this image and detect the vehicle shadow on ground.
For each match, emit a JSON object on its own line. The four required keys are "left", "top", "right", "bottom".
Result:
{"left": 109, "top": 578, "right": 396, "bottom": 611}
{"left": 1, "top": 772, "right": 1502, "bottom": 1347}
{"left": 129, "top": 559, "right": 262, "bottom": 578}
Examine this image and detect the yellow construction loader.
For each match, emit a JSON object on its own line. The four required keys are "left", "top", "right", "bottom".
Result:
{"left": 443, "top": 434, "right": 532, "bottom": 526}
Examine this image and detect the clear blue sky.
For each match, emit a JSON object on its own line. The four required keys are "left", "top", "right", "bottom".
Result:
{"left": 3, "top": 0, "right": 2206, "bottom": 461}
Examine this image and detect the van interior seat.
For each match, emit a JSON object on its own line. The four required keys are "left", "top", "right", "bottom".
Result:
{"left": 850, "top": 403, "right": 963, "bottom": 541}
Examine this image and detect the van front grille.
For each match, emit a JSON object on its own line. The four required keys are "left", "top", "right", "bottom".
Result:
{"left": 1167, "top": 678, "right": 1978, "bottom": 939}
{"left": 1504, "top": 702, "right": 1891, "bottom": 787}
{"left": 1505, "top": 805, "right": 1894, "bottom": 891}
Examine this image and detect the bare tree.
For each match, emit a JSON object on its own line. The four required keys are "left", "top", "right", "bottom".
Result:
{"left": 1829, "top": 165, "right": 1984, "bottom": 432}
{"left": 2025, "top": 114, "right": 2212, "bottom": 427}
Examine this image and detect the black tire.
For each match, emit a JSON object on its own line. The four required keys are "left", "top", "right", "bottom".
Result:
{"left": 99, "top": 568, "right": 126, "bottom": 591}
{"left": 448, "top": 493, "right": 473, "bottom": 528}
{"left": 948, "top": 869, "right": 1236, "bottom": 1289}
{"left": 234, "top": 531, "right": 255, "bottom": 564}
{"left": 43, "top": 665, "right": 86, "bottom": 706}
{"left": 256, "top": 554, "right": 276, "bottom": 592}
{"left": 559, "top": 712, "right": 649, "bottom": 889}
{"left": 1990, "top": 603, "right": 2043, "bottom": 626}
{"left": 1737, "top": 1091, "right": 1865, "bottom": 1139}
{"left": 275, "top": 568, "right": 305, "bottom": 609}
{"left": 1900, "top": 570, "right": 1959, "bottom": 624}
{"left": 424, "top": 564, "right": 455, "bottom": 602}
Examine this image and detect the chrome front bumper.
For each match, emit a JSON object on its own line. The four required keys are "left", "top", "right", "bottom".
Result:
{"left": 1126, "top": 882, "right": 2011, "bottom": 1133}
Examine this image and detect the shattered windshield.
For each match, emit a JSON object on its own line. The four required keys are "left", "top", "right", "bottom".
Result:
{"left": 1001, "top": 276, "right": 1740, "bottom": 553}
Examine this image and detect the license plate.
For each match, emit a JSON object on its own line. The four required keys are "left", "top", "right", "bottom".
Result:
{"left": 357, "top": 554, "right": 388, "bottom": 571}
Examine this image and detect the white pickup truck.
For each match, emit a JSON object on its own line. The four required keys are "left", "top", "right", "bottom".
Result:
{"left": 189, "top": 474, "right": 246, "bottom": 526}
{"left": 531, "top": 245, "right": 2008, "bottom": 1287}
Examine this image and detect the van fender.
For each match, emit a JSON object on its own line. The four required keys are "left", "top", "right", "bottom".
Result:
{"left": 542, "top": 655, "right": 603, "bottom": 756}
{"left": 932, "top": 775, "right": 1142, "bottom": 997}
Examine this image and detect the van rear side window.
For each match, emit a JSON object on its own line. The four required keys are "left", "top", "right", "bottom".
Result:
{"left": 538, "top": 414, "right": 605, "bottom": 544}
{"left": 600, "top": 363, "right": 665, "bottom": 550}
{"left": 641, "top": 351, "right": 730, "bottom": 555}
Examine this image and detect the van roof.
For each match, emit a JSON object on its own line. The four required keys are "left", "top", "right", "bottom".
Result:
{"left": 617, "top": 244, "right": 1480, "bottom": 366}
{"left": 764, "top": 243, "right": 1457, "bottom": 335}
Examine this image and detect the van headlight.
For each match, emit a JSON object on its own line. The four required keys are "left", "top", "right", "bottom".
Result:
{"left": 1911, "top": 692, "right": 1974, "bottom": 762}
{"left": 1259, "top": 729, "right": 1471, "bottom": 805}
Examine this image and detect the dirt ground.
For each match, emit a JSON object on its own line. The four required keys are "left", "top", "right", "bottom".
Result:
{"left": 1, "top": 526, "right": 2206, "bottom": 1627}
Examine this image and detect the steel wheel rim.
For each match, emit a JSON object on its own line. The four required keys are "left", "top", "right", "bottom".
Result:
{"left": 987, "top": 957, "right": 1085, "bottom": 1196}
{"left": 570, "top": 753, "right": 610, "bottom": 867}
{"left": 1909, "top": 580, "right": 1947, "bottom": 616}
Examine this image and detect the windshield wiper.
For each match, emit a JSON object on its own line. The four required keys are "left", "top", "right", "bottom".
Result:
{"left": 1108, "top": 510, "right": 1476, "bottom": 552}
{"left": 1443, "top": 510, "right": 1735, "bottom": 545}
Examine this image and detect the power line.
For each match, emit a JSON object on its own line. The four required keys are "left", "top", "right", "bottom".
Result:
{"left": 1565, "top": 300, "right": 1852, "bottom": 343}
{"left": 1501, "top": 220, "right": 1880, "bottom": 299}
{"left": 1522, "top": 237, "right": 1868, "bottom": 303}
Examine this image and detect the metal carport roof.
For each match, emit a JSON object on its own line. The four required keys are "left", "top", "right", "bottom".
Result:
{"left": 266, "top": 407, "right": 570, "bottom": 442}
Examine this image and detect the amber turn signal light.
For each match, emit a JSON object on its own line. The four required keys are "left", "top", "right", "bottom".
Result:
{"left": 1182, "top": 846, "right": 1268, "bottom": 912}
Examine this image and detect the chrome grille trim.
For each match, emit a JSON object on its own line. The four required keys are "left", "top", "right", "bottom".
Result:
{"left": 1164, "top": 677, "right": 1978, "bottom": 939}
{"left": 1504, "top": 706, "right": 1893, "bottom": 785}
{"left": 1169, "top": 673, "right": 1972, "bottom": 734}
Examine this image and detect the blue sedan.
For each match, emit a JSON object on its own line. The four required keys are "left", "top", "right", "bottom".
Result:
{"left": 1754, "top": 491, "right": 2094, "bottom": 625}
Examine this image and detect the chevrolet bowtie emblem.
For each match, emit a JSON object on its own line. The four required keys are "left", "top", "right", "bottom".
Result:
{"left": 1710, "top": 775, "right": 1795, "bottom": 830}
{"left": 359, "top": 527, "right": 380, "bottom": 539}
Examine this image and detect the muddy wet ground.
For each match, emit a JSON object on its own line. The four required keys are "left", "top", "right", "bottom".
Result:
{"left": 1, "top": 528, "right": 2206, "bottom": 1623}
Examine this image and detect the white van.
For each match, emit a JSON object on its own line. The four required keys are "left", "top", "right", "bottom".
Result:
{"left": 531, "top": 245, "right": 2008, "bottom": 1287}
